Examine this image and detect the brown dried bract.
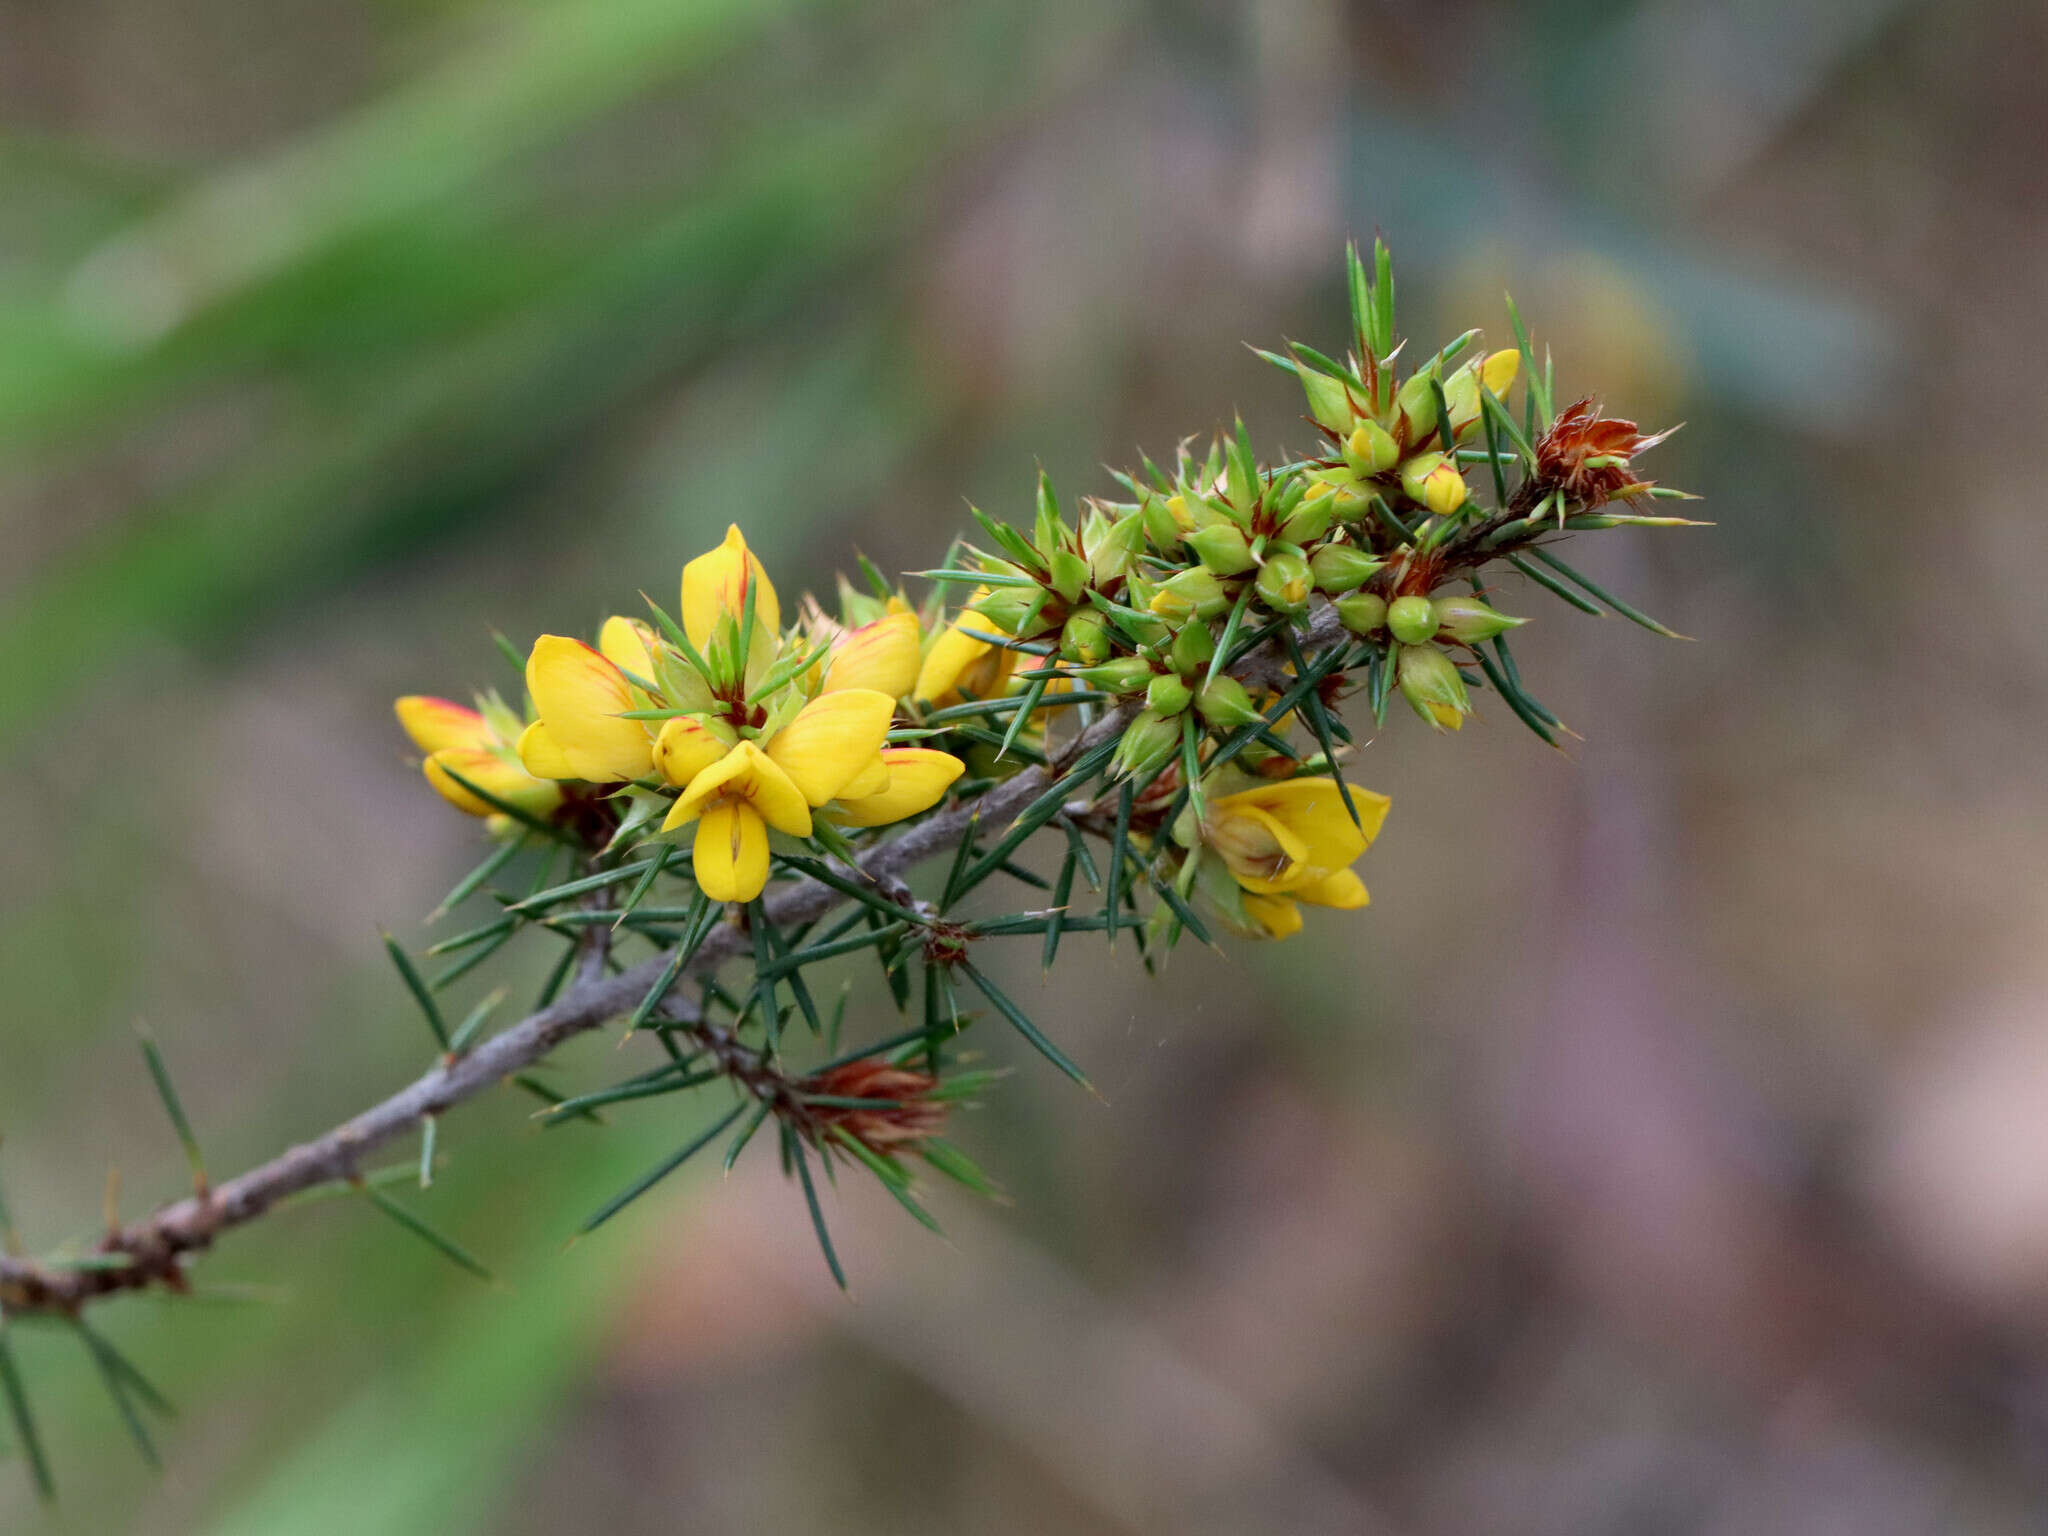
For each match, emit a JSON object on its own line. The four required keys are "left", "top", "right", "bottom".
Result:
{"left": 1535, "top": 398, "right": 1674, "bottom": 507}
{"left": 801, "top": 1059, "right": 949, "bottom": 1152}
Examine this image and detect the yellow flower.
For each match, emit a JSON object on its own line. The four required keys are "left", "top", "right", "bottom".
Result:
{"left": 521, "top": 635, "right": 655, "bottom": 783}
{"left": 680, "top": 523, "right": 780, "bottom": 651}
{"left": 662, "top": 742, "right": 812, "bottom": 903}
{"left": 824, "top": 610, "right": 922, "bottom": 701}
{"left": 395, "top": 694, "right": 564, "bottom": 821}
{"left": 1203, "top": 776, "right": 1389, "bottom": 898}
{"left": 831, "top": 747, "right": 966, "bottom": 827}
{"left": 655, "top": 688, "right": 899, "bottom": 903}
{"left": 913, "top": 589, "right": 1015, "bottom": 704}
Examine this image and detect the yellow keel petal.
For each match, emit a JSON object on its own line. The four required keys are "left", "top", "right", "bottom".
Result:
{"left": 693, "top": 800, "right": 769, "bottom": 903}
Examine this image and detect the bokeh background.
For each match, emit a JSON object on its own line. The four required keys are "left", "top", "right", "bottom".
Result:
{"left": 3, "top": 0, "right": 2044, "bottom": 1530}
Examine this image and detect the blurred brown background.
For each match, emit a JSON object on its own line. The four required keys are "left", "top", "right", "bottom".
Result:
{"left": 3, "top": 0, "right": 2045, "bottom": 1530}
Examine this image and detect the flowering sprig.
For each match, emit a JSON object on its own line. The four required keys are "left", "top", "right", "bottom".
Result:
{"left": 0, "top": 244, "right": 1699, "bottom": 1497}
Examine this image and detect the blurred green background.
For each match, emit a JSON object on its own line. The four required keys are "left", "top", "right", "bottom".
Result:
{"left": 5, "top": 0, "right": 2045, "bottom": 1530}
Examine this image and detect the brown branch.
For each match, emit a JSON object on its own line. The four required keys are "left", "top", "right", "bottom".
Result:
{"left": 0, "top": 608, "right": 1352, "bottom": 1317}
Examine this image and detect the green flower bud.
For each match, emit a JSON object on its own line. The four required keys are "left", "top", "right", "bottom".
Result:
{"left": 970, "top": 586, "right": 1038, "bottom": 635}
{"left": 1336, "top": 592, "right": 1388, "bottom": 636}
{"left": 1146, "top": 672, "right": 1193, "bottom": 716}
{"left": 1299, "top": 366, "right": 1355, "bottom": 432}
{"left": 1060, "top": 608, "right": 1112, "bottom": 666}
{"left": 1168, "top": 618, "right": 1215, "bottom": 677}
{"left": 1398, "top": 452, "right": 1468, "bottom": 517}
{"left": 1439, "top": 368, "right": 1479, "bottom": 443}
{"left": 1278, "top": 491, "right": 1340, "bottom": 545}
{"left": 1395, "top": 368, "right": 1440, "bottom": 442}
{"left": 1343, "top": 420, "right": 1399, "bottom": 475}
{"left": 1308, "top": 544, "right": 1384, "bottom": 595}
{"left": 1431, "top": 594, "right": 1525, "bottom": 644}
{"left": 1149, "top": 566, "right": 1232, "bottom": 622}
{"left": 1196, "top": 675, "right": 1263, "bottom": 729}
{"left": 1111, "top": 708, "right": 1181, "bottom": 778}
{"left": 1069, "top": 656, "right": 1155, "bottom": 694}
{"left": 1141, "top": 494, "right": 1184, "bottom": 550}
{"left": 1254, "top": 550, "right": 1312, "bottom": 613}
{"left": 1386, "top": 594, "right": 1438, "bottom": 645}
{"left": 1047, "top": 547, "right": 1090, "bottom": 604}
{"left": 1397, "top": 643, "right": 1470, "bottom": 732}
{"left": 1183, "top": 522, "right": 1256, "bottom": 576}
{"left": 1086, "top": 509, "right": 1147, "bottom": 582}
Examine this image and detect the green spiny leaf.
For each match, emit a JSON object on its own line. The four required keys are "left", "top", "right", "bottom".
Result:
{"left": 364, "top": 1187, "right": 492, "bottom": 1282}
{"left": 958, "top": 961, "right": 1091, "bottom": 1091}
{"left": 578, "top": 1103, "right": 748, "bottom": 1236}
{"left": 382, "top": 933, "right": 451, "bottom": 1049}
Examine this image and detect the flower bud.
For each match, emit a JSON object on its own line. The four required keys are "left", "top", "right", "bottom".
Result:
{"left": 1069, "top": 656, "right": 1154, "bottom": 694}
{"left": 1277, "top": 492, "right": 1340, "bottom": 546}
{"left": 1196, "top": 675, "right": 1263, "bottom": 729}
{"left": 1397, "top": 643, "right": 1470, "bottom": 731}
{"left": 1343, "top": 420, "right": 1399, "bottom": 475}
{"left": 1439, "top": 368, "right": 1479, "bottom": 442}
{"left": 1148, "top": 567, "right": 1232, "bottom": 621}
{"left": 1111, "top": 708, "right": 1182, "bottom": 778}
{"left": 1431, "top": 594, "right": 1525, "bottom": 644}
{"left": 1183, "top": 522, "right": 1256, "bottom": 576}
{"left": 1299, "top": 366, "right": 1355, "bottom": 431}
{"left": 1336, "top": 593, "right": 1387, "bottom": 636}
{"left": 1308, "top": 544, "right": 1383, "bottom": 595}
{"left": 1168, "top": 618, "right": 1215, "bottom": 677}
{"left": 1386, "top": 594, "right": 1438, "bottom": 645}
{"left": 1254, "top": 550, "right": 1312, "bottom": 613}
{"left": 1395, "top": 368, "right": 1439, "bottom": 442}
{"left": 1087, "top": 509, "right": 1146, "bottom": 582}
{"left": 1146, "top": 672, "right": 1193, "bottom": 717}
{"left": 1060, "top": 608, "right": 1112, "bottom": 666}
{"left": 1141, "top": 494, "right": 1185, "bottom": 549}
{"left": 969, "top": 586, "right": 1037, "bottom": 635}
{"left": 1047, "top": 547, "right": 1089, "bottom": 604}
{"left": 1398, "top": 452, "right": 1468, "bottom": 516}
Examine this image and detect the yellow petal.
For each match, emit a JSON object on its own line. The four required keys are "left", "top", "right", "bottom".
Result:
{"left": 764, "top": 689, "right": 894, "bottom": 806}
{"left": 1294, "top": 867, "right": 1369, "bottom": 910}
{"left": 525, "top": 635, "right": 654, "bottom": 782}
{"left": 693, "top": 801, "right": 769, "bottom": 903}
{"left": 1481, "top": 347, "right": 1521, "bottom": 396}
{"left": 1239, "top": 893, "right": 1303, "bottom": 939}
{"left": 1219, "top": 804, "right": 1315, "bottom": 895}
{"left": 830, "top": 747, "right": 965, "bottom": 827}
{"left": 914, "top": 627, "right": 978, "bottom": 702}
{"left": 424, "top": 748, "right": 562, "bottom": 820}
{"left": 1221, "top": 778, "right": 1388, "bottom": 866}
{"left": 516, "top": 720, "right": 579, "bottom": 780}
{"left": 680, "top": 523, "right": 780, "bottom": 651}
{"left": 652, "top": 715, "right": 728, "bottom": 790}
{"left": 598, "top": 615, "right": 657, "bottom": 682}
{"left": 674, "top": 741, "right": 812, "bottom": 837}
{"left": 839, "top": 753, "right": 890, "bottom": 801}
{"left": 395, "top": 695, "right": 492, "bottom": 754}
{"left": 825, "top": 611, "right": 921, "bottom": 700}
